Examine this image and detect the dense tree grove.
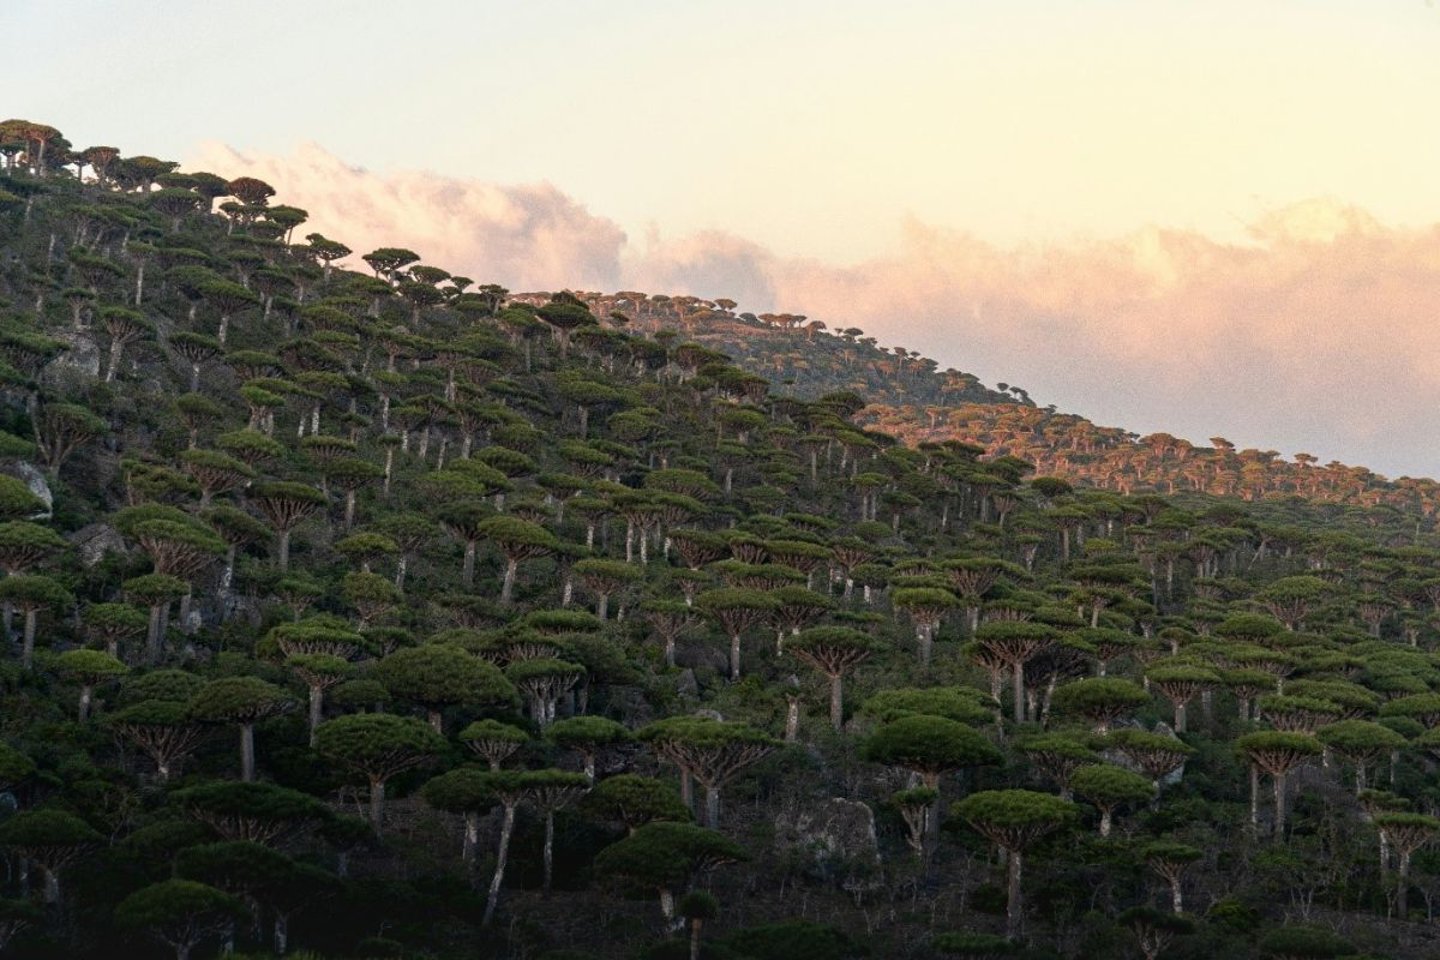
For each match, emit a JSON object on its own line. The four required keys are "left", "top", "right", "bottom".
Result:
{"left": 3, "top": 119, "right": 1440, "bottom": 959}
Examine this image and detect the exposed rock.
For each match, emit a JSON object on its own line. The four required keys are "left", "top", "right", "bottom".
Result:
{"left": 774, "top": 797, "right": 880, "bottom": 880}
{"left": 11, "top": 462, "right": 53, "bottom": 520}
{"left": 69, "top": 523, "right": 126, "bottom": 567}
{"left": 46, "top": 331, "right": 102, "bottom": 380}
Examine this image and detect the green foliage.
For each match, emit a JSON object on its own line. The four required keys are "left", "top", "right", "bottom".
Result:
{"left": 861, "top": 716, "right": 1002, "bottom": 777}
{"left": 1256, "top": 925, "right": 1354, "bottom": 959}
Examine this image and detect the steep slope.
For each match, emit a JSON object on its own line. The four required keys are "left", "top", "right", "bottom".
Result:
{"left": 3, "top": 118, "right": 1440, "bottom": 960}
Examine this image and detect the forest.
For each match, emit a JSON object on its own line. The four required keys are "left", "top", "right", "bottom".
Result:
{"left": 1, "top": 118, "right": 1439, "bottom": 960}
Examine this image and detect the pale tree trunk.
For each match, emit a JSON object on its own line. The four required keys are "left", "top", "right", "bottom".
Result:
{"left": 829, "top": 674, "right": 844, "bottom": 731}
{"left": 20, "top": 609, "right": 37, "bottom": 670}
{"left": 1274, "top": 772, "right": 1288, "bottom": 836}
{"left": 501, "top": 557, "right": 517, "bottom": 603}
{"left": 463, "top": 812, "right": 479, "bottom": 863}
{"left": 1006, "top": 848, "right": 1024, "bottom": 940}
{"left": 240, "top": 723, "right": 256, "bottom": 782}
{"left": 543, "top": 810, "right": 556, "bottom": 893}
{"left": 482, "top": 803, "right": 517, "bottom": 925}
{"left": 105, "top": 339, "right": 124, "bottom": 382}
{"left": 273, "top": 914, "right": 289, "bottom": 956}
{"left": 1249, "top": 764, "right": 1260, "bottom": 831}
{"left": 308, "top": 686, "right": 323, "bottom": 746}
{"left": 1398, "top": 849, "right": 1413, "bottom": 920}
{"left": 369, "top": 777, "right": 387, "bottom": 833}
{"left": 705, "top": 786, "right": 721, "bottom": 830}
{"left": 462, "top": 540, "right": 477, "bottom": 589}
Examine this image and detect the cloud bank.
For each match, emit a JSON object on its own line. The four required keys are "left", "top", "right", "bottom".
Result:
{"left": 190, "top": 142, "right": 1440, "bottom": 480}
{"left": 191, "top": 142, "right": 627, "bottom": 292}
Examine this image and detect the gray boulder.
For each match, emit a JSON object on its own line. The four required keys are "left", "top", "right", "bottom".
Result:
{"left": 69, "top": 523, "right": 127, "bottom": 567}
{"left": 774, "top": 797, "right": 880, "bottom": 880}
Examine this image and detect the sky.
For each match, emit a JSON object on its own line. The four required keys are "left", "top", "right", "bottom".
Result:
{"left": 7, "top": 0, "right": 1440, "bottom": 478}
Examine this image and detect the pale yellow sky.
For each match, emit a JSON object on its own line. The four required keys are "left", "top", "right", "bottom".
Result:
{"left": 15, "top": 0, "right": 1440, "bottom": 475}
{"left": 11, "top": 1, "right": 1440, "bottom": 260}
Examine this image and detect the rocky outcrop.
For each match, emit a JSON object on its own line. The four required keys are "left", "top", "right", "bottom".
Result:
{"left": 69, "top": 523, "right": 126, "bottom": 567}
{"left": 774, "top": 797, "right": 880, "bottom": 880}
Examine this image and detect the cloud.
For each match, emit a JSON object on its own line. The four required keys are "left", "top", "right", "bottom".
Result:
{"left": 755, "top": 205, "right": 1440, "bottom": 478}
{"left": 185, "top": 141, "right": 1440, "bottom": 479}
{"left": 188, "top": 141, "right": 628, "bottom": 292}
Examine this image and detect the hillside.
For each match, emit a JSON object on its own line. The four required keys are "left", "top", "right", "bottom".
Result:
{"left": 3, "top": 118, "right": 1440, "bottom": 960}
{"left": 509, "top": 292, "right": 1437, "bottom": 517}
{"left": 510, "top": 290, "right": 1023, "bottom": 408}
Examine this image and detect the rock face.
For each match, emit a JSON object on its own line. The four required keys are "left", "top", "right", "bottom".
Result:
{"left": 11, "top": 462, "right": 53, "bottom": 520}
{"left": 47, "top": 332, "right": 103, "bottom": 380}
{"left": 774, "top": 797, "right": 880, "bottom": 880}
{"left": 69, "top": 523, "right": 126, "bottom": 567}
{"left": 674, "top": 668, "right": 699, "bottom": 700}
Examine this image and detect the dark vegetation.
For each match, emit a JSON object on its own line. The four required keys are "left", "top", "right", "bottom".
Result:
{"left": 0, "top": 118, "right": 1439, "bottom": 959}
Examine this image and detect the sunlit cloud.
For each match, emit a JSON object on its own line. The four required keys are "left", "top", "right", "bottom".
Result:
{"left": 189, "top": 142, "right": 1440, "bottom": 479}
{"left": 189, "top": 141, "right": 628, "bottom": 292}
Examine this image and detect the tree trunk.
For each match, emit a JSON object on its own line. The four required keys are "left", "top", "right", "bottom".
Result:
{"left": 464, "top": 811, "right": 479, "bottom": 864}
{"left": 1399, "top": 850, "right": 1412, "bottom": 921}
{"left": 21, "top": 609, "right": 36, "bottom": 670}
{"left": 543, "top": 810, "right": 556, "bottom": 894}
{"left": 690, "top": 918, "right": 703, "bottom": 960}
{"left": 308, "top": 685, "right": 323, "bottom": 746}
{"left": 705, "top": 786, "right": 721, "bottom": 829}
{"left": 1249, "top": 764, "right": 1260, "bottom": 830}
{"left": 277, "top": 529, "right": 291, "bottom": 571}
{"left": 729, "top": 633, "right": 742, "bottom": 682}
{"left": 369, "top": 776, "right": 387, "bottom": 833}
{"left": 1006, "top": 848, "right": 1024, "bottom": 941}
{"left": 829, "top": 673, "right": 844, "bottom": 731}
{"left": 105, "top": 339, "right": 124, "bottom": 382}
{"left": 179, "top": 591, "right": 193, "bottom": 635}
{"left": 1012, "top": 660, "right": 1025, "bottom": 724}
{"left": 1170, "top": 876, "right": 1183, "bottom": 914}
{"left": 240, "top": 723, "right": 256, "bottom": 782}
{"left": 1099, "top": 807, "right": 1112, "bottom": 837}
{"left": 1274, "top": 772, "right": 1287, "bottom": 836}
{"left": 78, "top": 684, "right": 93, "bottom": 723}
{"left": 483, "top": 802, "right": 516, "bottom": 925}
{"left": 501, "top": 557, "right": 517, "bottom": 603}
